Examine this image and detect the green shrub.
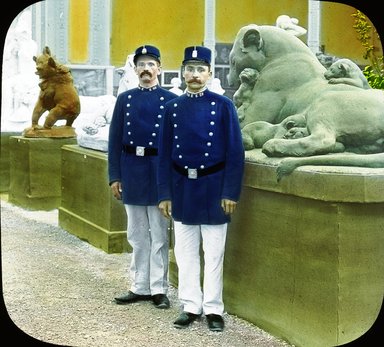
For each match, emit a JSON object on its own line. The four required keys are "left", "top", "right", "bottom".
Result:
{"left": 352, "top": 10, "right": 384, "bottom": 89}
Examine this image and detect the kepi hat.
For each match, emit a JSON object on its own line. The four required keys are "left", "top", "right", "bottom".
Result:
{"left": 133, "top": 45, "right": 161, "bottom": 64}
{"left": 182, "top": 46, "right": 211, "bottom": 65}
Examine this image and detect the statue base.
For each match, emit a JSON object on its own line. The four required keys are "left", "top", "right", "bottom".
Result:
{"left": 1, "top": 132, "right": 20, "bottom": 192}
{"left": 22, "top": 125, "right": 77, "bottom": 138}
{"left": 9, "top": 136, "right": 77, "bottom": 210}
{"left": 170, "top": 149, "right": 384, "bottom": 347}
{"left": 58, "top": 145, "right": 130, "bottom": 254}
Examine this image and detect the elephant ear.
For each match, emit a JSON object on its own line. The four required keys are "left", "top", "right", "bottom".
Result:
{"left": 242, "top": 28, "right": 263, "bottom": 53}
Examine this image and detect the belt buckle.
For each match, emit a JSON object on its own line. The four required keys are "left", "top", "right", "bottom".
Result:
{"left": 188, "top": 168, "right": 198, "bottom": 179}
{"left": 136, "top": 146, "right": 145, "bottom": 156}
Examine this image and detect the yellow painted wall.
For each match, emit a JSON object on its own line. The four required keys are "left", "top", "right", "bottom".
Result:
{"left": 67, "top": 0, "right": 382, "bottom": 70}
{"left": 216, "top": 0, "right": 308, "bottom": 43}
{"left": 110, "top": 0, "right": 205, "bottom": 70}
{"left": 321, "top": 2, "right": 383, "bottom": 67}
{"left": 110, "top": 0, "right": 310, "bottom": 70}
{"left": 68, "top": 0, "right": 89, "bottom": 63}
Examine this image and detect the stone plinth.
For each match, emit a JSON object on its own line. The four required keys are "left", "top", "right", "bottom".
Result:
{"left": 58, "top": 145, "right": 130, "bottom": 254}
{"left": 8, "top": 136, "right": 77, "bottom": 210}
{"left": 227, "top": 150, "right": 384, "bottom": 347}
{"left": 170, "top": 149, "right": 384, "bottom": 347}
{"left": 1, "top": 132, "right": 20, "bottom": 192}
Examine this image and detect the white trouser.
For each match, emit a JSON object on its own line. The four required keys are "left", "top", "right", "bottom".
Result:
{"left": 173, "top": 221, "right": 228, "bottom": 316}
{"left": 125, "top": 205, "right": 169, "bottom": 296}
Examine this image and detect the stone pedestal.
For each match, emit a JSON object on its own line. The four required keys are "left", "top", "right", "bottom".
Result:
{"left": 1, "top": 132, "right": 20, "bottom": 192}
{"left": 8, "top": 136, "right": 77, "bottom": 210}
{"left": 58, "top": 145, "right": 130, "bottom": 254}
{"left": 169, "top": 149, "right": 384, "bottom": 347}
{"left": 228, "top": 150, "right": 383, "bottom": 347}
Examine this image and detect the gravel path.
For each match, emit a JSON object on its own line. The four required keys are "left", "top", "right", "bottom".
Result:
{"left": 1, "top": 198, "right": 293, "bottom": 347}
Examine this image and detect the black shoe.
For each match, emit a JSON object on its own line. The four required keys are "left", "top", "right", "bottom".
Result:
{"left": 206, "top": 314, "right": 224, "bottom": 332}
{"left": 152, "top": 294, "right": 170, "bottom": 309}
{"left": 114, "top": 291, "right": 151, "bottom": 305}
{"left": 173, "top": 312, "right": 200, "bottom": 329}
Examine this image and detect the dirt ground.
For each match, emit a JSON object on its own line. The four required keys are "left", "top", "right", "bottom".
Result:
{"left": 1, "top": 198, "right": 294, "bottom": 347}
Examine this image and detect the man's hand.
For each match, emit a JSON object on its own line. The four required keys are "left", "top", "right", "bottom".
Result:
{"left": 221, "top": 199, "right": 237, "bottom": 215}
{"left": 158, "top": 200, "right": 172, "bottom": 219}
{"left": 111, "top": 181, "right": 122, "bottom": 200}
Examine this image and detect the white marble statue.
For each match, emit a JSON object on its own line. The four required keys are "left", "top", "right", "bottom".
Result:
{"left": 74, "top": 95, "right": 117, "bottom": 152}
{"left": 169, "top": 77, "right": 183, "bottom": 95}
{"left": 209, "top": 77, "right": 225, "bottom": 95}
{"left": 76, "top": 53, "right": 142, "bottom": 151}
{"left": 276, "top": 15, "right": 307, "bottom": 37}
{"left": 2, "top": 8, "right": 39, "bottom": 132}
{"left": 116, "top": 54, "right": 139, "bottom": 95}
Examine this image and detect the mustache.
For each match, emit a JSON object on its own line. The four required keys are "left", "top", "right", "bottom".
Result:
{"left": 140, "top": 71, "right": 152, "bottom": 78}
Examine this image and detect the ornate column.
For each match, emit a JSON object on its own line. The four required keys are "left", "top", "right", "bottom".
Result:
{"left": 89, "top": 0, "right": 110, "bottom": 65}
{"left": 45, "top": 0, "right": 68, "bottom": 62}
{"left": 204, "top": 0, "right": 216, "bottom": 76}
{"left": 89, "top": 0, "right": 113, "bottom": 94}
{"left": 307, "top": 0, "right": 321, "bottom": 53}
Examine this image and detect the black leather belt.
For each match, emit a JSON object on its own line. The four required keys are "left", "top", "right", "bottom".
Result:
{"left": 123, "top": 145, "right": 158, "bottom": 156}
{"left": 173, "top": 161, "right": 225, "bottom": 179}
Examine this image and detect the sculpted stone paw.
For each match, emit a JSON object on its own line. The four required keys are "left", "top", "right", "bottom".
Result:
{"left": 276, "top": 158, "right": 298, "bottom": 182}
{"left": 262, "top": 139, "right": 282, "bottom": 157}
{"left": 242, "top": 132, "right": 255, "bottom": 150}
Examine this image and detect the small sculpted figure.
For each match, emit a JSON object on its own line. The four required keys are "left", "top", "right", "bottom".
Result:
{"left": 169, "top": 77, "right": 183, "bottom": 95}
{"left": 233, "top": 68, "right": 259, "bottom": 123}
{"left": 209, "top": 77, "right": 226, "bottom": 95}
{"left": 241, "top": 114, "right": 307, "bottom": 150}
{"left": 23, "top": 46, "right": 80, "bottom": 137}
{"left": 75, "top": 94, "right": 117, "bottom": 152}
{"left": 324, "top": 58, "right": 371, "bottom": 89}
{"left": 276, "top": 15, "right": 307, "bottom": 37}
{"left": 116, "top": 54, "right": 139, "bottom": 94}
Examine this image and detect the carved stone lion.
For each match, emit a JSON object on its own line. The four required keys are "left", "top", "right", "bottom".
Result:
{"left": 23, "top": 46, "right": 81, "bottom": 138}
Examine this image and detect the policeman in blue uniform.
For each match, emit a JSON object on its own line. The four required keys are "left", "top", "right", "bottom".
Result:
{"left": 108, "top": 45, "right": 178, "bottom": 309}
{"left": 158, "top": 46, "right": 245, "bottom": 331}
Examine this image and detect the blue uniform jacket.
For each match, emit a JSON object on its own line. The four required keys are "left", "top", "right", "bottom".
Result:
{"left": 108, "top": 86, "right": 178, "bottom": 205}
{"left": 157, "top": 89, "right": 245, "bottom": 225}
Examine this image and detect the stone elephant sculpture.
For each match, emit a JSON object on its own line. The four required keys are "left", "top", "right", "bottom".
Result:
{"left": 228, "top": 24, "right": 384, "bottom": 178}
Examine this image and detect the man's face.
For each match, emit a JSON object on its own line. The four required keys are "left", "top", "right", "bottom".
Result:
{"left": 134, "top": 56, "right": 161, "bottom": 85}
{"left": 183, "top": 62, "right": 211, "bottom": 92}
